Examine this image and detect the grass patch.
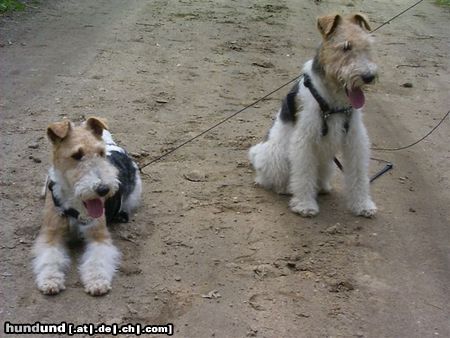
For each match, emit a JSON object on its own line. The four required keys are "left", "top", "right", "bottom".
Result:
{"left": 435, "top": 0, "right": 450, "bottom": 6}
{"left": 0, "top": 0, "right": 25, "bottom": 13}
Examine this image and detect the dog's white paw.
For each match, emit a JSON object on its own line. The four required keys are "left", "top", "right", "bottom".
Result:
{"left": 352, "top": 200, "right": 377, "bottom": 218}
{"left": 84, "top": 279, "right": 111, "bottom": 296}
{"left": 38, "top": 277, "right": 65, "bottom": 295}
{"left": 290, "top": 198, "right": 319, "bottom": 217}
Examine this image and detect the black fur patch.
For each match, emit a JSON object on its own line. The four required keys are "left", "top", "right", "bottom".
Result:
{"left": 279, "top": 81, "right": 300, "bottom": 123}
{"left": 105, "top": 150, "right": 137, "bottom": 223}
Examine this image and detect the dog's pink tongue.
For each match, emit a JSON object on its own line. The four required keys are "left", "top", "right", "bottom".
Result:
{"left": 84, "top": 198, "right": 104, "bottom": 218}
{"left": 347, "top": 87, "right": 365, "bottom": 109}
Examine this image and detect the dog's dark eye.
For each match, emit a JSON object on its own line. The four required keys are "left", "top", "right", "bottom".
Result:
{"left": 343, "top": 41, "right": 352, "bottom": 52}
{"left": 71, "top": 149, "right": 84, "bottom": 161}
{"left": 99, "top": 150, "right": 106, "bottom": 157}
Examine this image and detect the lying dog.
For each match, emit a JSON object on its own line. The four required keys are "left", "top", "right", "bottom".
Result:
{"left": 33, "top": 117, "right": 141, "bottom": 295}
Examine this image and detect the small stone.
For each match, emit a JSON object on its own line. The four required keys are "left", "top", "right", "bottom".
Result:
{"left": 252, "top": 61, "right": 274, "bottom": 68}
{"left": 325, "top": 225, "right": 338, "bottom": 234}
{"left": 286, "top": 262, "right": 297, "bottom": 270}
{"left": 201, "top": 290, "right": 221, "bottom": 299}
{"left": 409, "top": 207, "right": 416, "bottom": 213}
{"left": 246, "top": 328, "right": 258, "bottom": 337}
{"left": 28, "top": 142, "right": 39, "bottom": 149}
{"left": 175, "top": 276, "right": 181, "bottom": 282}
{"left": 183, "top": 170, "right": 207, "bottom": 182}
{"left": 156, "top": 98, "right": 168, "bottom": 103}
{"left": 402, "top": 82, "right": 413, "bottom": 88}
{"left": 296, "top": 313, "right": 310, "bottom": 318}
{"left": 30, "top": 156, "right": 41, "bottom": 163}
{"left": 329, "top": 280, "right": 355, "bottom": 292}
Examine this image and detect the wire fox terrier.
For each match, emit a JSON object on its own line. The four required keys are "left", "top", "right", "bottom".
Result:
{"left": 249, "top": 13, "right": 378, "bottom": 218}
{"left": 33, "top": 117, "right": 142, "bottom": 296}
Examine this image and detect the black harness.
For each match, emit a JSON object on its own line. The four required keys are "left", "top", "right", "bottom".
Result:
{"left": 302, "top": 73, "right": 353, "bottom": 136}
{"left": 48, "top": 180, "right": 80, "bottom": 219}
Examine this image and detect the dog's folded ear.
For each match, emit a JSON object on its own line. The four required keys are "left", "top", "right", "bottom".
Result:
{"left": 47, "top": 120, "right": 71, "bottom": 144}
{"left": 317, "top": 14, "right": 341, "bottom": 38}
{"left": 350, "top": 13, "right": 371, "bottom": 32}
{"left": 86, "top": 117, "right": 109, "bottom": 137}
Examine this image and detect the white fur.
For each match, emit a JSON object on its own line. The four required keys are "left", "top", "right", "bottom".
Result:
{"left": 249, "top": 60, "right": 376, "bottom": 217}
{"left": 73, "top": 159, "right": 119, "bottom": 202}
{"left": 102, "top": 129, "right": 115, "bottom": 145}
{"left": 32, "top": 238, "right": 70, "bottom": 294}
{"left": 79, "top": 241, "right": 121, "bottom": 296}
{"left": 103, "top": 129, "right": 126, "bottom": 155}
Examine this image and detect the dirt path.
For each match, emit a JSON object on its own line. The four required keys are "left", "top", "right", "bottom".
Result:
{"left": 1, "top": 0, "right": 449, "bottom": 337}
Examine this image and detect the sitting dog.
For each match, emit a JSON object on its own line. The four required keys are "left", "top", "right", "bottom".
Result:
{"left": 33, "top": 117, "right": 142, "bottom": 295}
{"left": 249, "top": 13, "right": 377, "bottom": 218}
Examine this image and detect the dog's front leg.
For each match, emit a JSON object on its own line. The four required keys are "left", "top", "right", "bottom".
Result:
{"left": 33, "top": 202, "right": 70, "bottom": 295}
{"left": 288, "top": 133, "right": 319, "bottom": 217}
{"left": 79, "top": 219, "right": 121, "bottom": 296}
{"left": 343, "top": 116, "right": 377, "bottom": 217}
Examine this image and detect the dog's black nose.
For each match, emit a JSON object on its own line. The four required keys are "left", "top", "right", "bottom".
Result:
{"left": 96, "top": 184, "right": 110, "bottom": 197}
{"left": 362, "top": 73, "right": 376, "bottom": 84}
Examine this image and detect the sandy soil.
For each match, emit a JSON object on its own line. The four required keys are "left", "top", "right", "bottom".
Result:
{"left": 1, "top": 0, "right": 449, "bottom": 337}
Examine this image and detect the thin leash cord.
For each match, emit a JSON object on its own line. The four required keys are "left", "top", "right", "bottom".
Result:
{"left": 139, "top": 76, "right": 301, "bottom": 170}
{"left": 370, "top": 0, "right": 425, "bottom": 33}
{"left": 371, "top": 111, "right": 449, "bottom": 151}
{"left": 139, "top": 0, "right": 431, "bottom": 171}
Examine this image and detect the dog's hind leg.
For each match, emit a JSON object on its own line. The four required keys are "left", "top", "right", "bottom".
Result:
{"left": 249, "top": 118, "right": 292, "bottom": 194}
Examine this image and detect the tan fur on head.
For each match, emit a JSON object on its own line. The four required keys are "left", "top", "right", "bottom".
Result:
{"left": 315, "top": 13, "right": 376, "bottom": 90}
{"left": 86, "top": 117, "right": 108, "bottom": 138}
{"left": 317, "top": 13, "right": 372, "bottom": 41}
{"left": 47, "top": 118, "right": 107, "bottom": 174}
{"left": 350, "top": 13, "right": 371, "bottom": 32}
{"left": 317, "top": 13, "right": 342, "bottom": 38}
{"left": 47, "top": 120, "right": 71, "bottom": 144}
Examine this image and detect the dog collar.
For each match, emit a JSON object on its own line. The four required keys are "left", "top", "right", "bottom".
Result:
{"left": 303, "top": 73, "right": 353, "bottom": 136}
{"left": 48, "top": 180, "right": 80, "bottom": 219}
